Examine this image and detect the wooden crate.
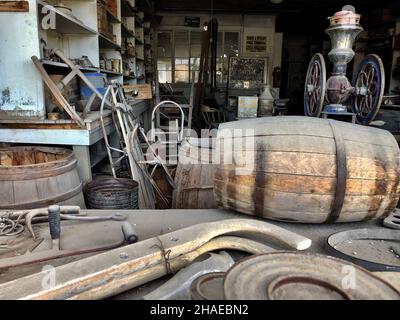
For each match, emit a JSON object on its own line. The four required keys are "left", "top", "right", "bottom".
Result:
{"left": 123, "top": 84, "right": 153, "bottom": 100}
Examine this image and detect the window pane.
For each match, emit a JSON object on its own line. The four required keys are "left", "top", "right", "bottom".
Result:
{"left": 224, "top": 32, "right": 239, "bottom": 57}
{"left": 190, "top": 31, "right": 202, "bottom": 58}
{"left": 157, "top": 32, "right": 172, "bottom": 58}
{"left": 157, "top": 32, "right": 172, "bottom": 83}
{"left": 175, "top": 71, "right": 189, "bottom": 83}
{"left": 217, "top": 31, "right": 223, "bottom": 59}
{"left": 175, "top": 31, "right": 189, "bottom": 58}
{"left": 190, "top": 57, "right": 200, "bottom": 70}
{"left": 157, "top": 58, "right": 172, "bottom": 71}
{"left": 216, "top": 31, "right": 240, "bottom": 86}
{"left": 158, "top": 71, "right": 172, "bottom": 83}
{"left": 175, "top": 58, "right": 189, "bottom": 71}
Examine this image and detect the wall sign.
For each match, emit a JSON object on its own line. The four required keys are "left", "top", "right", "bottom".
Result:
{"left": 184, "top": 16, "right": 200, "bottom": 28}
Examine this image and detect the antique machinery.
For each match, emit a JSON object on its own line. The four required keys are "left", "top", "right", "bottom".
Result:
{"left": 304, "top": 6, "right": 385, "bottom": 124}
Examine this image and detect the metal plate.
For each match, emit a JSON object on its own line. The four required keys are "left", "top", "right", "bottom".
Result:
{"left": 304, "top": 53, "right": 326, "bottom": 117}
{"left": 352, "top": 54, "right": 385, "bottom": 124}
{"left": 383, "top": 210, "right": 400, "bottom": 230}
{"left": 223, "top": 252, "right": 400, "bottom": 300}
{"left": 327, "top": 228, "right": 400, "bottom": 271}
{"left": 190, "top": 272, "right": 226, "bottom": 300}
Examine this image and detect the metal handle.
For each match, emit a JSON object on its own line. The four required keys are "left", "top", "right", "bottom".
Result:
{"left": 150, "top": 100, "right": 185, "bottom": 143}
{"left": 48, "top": 205, "right": 61, "bottom": 240}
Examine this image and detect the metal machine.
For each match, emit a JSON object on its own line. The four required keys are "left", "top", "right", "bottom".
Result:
{"left": 304, "top": 5, "right": 385, "bottom": 124}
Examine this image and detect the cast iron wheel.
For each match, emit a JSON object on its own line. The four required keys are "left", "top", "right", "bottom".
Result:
{"left": 304, "top": 53, "right": 326, "bottom": 117}
{"left": 352, "top": 54, "right": 385, "bottom": 124}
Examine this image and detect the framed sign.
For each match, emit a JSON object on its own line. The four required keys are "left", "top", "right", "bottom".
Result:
{"left": 184, "top": 16, "right": 200, "bottom": 28}
{"left": 228, "top": 56, "right": 268, "bottom": 89}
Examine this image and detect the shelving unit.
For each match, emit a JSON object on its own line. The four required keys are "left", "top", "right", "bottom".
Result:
{"left": 36, "top": 0, "right": 155, "bottom": 87}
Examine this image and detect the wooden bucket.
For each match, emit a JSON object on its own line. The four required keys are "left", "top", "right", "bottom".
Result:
{"left": 0, "top": 146, "right": 85, "bottom": 209}
{"left": 172, "top": 138, "right": 218, "bottom": 209}
{"left": 215, "top": 116, "right": 400, "bottom": 223}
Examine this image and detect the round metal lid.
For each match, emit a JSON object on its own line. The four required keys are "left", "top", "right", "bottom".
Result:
{"left": 223, "top": 252, "right": 400, "bottom": 300}
{"left": 191, "top": 272, "right": 226, "bottom": 300}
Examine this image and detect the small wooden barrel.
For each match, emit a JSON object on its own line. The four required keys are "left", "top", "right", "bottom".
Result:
{"left": 172, "top": 138, "right": 218, "bottom": 209}
{"left": 215, "top": 116, "right": 400, "bottom": 223}
{"left": 0, "top": 146, "right": 85, "bottom": 209}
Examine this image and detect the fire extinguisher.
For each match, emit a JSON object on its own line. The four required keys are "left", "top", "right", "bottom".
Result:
{"left": 273, "top": 66, "right": 281, "bottom": 88}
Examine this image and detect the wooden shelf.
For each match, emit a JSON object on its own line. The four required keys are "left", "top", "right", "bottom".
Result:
{"left": 121, "top": 23, "right": 135, "bottom": 38}
{"left": 97, "top": 1, "right": 121, "bottom": 23}
{"left": 123, "top": 75, "right": 136, "bottom": 79}
{"left": 98, "top": 33, "right": 121, "bottom": 49}
{"left": 121, "top": 0, "right": 138, "bottom": 17}
{"left": 42, "top": 60, "right": 98, "bottom": 72}
{"left": 135, "top": 15, "right": 143, "bottom": 27}
{"left": 122, "top": 52, "right": 136, "bottom": 59}
{"left": 100, "top": 69, "right": 123, "bottom": 76}
{"left": 38, "top": 4, "right": 97, "bottom": 34}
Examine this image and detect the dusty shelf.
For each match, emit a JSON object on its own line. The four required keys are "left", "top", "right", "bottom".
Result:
{"left": 38, "top": 4, "right": 97, "bottom": 34}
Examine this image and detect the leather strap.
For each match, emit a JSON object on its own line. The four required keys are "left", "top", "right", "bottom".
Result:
{"left": 325, "top": 120, "right": 347, "bottom": 223}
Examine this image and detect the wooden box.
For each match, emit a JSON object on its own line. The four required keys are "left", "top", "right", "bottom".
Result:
{"left": 123, "top": 84, "right": 153, "bottom": 100}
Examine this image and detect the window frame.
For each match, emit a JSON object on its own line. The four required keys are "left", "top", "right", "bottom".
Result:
{"left": 156, "top": 28, "right": 241, "bottom": 84}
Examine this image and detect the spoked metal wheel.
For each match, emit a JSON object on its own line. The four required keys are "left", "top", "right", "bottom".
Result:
{"left": 304, "top": 53, "right": 326, "bottom": 117}
{"left": 352, "top": 54, "right": 385, "bottom": 124}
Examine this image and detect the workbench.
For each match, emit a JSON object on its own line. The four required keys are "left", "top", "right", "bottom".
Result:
{"left": 0, "top": 99, "right": 150, "bottom": 181}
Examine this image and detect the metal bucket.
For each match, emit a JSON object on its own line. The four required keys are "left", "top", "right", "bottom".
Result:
{"left": 85, "top": 178, "right": 139, "bottom": 209}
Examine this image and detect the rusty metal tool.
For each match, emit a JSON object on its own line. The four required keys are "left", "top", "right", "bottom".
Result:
{"left": 0, "top": 218, "right": 312, "bottom": 300}
{"left": 0, "top": 221, "right": 137, "bottom": 270}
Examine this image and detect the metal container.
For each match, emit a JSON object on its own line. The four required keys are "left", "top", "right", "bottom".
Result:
{"left": 258, "top": 85, "right": 274, "bottom": 117}
{"left": 85, "top": 178, "right": 139, "bottom": 209}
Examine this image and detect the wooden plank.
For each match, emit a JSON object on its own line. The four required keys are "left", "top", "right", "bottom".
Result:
{"left": 0, "top": 1, "right": 29, "bottom": 12}
{"left": 31, "top": 56, "right": 85, "bottom": 128}
{"left": 214, "top": 184, "right": 395, "bottom": 214}
{"left": 0, "top": 123, "right": 81, "bottom": 130}
{"left": 214, "top": 171, "right": 399, "bottom": 196}
{"left": 0, "top": 128, "right": 91, "bottom": 145}
{"left": 219, "top": 151, "right": 400, "bottom": 180}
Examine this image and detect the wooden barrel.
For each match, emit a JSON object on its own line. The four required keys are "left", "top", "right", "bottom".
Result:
{"left": 214, "top": 116, "right": 400, "bottom": 223}
{"left": 0, "top": 146, "right": 85, "bottom": 209}
{"left": 172, "top": 138, "right": 218, "bottom": 209}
